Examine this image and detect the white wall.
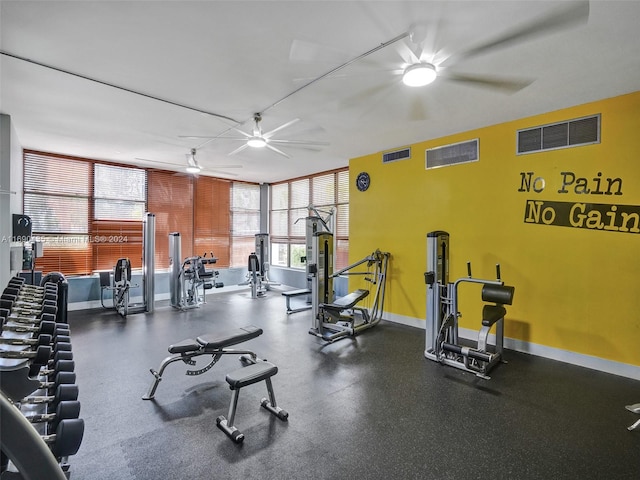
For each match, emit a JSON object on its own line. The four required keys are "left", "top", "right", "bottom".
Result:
{"left": 0, "top": 114, "right": 23, "bottom": 288}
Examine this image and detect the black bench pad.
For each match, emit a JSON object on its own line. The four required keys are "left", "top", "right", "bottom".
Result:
{"left": 168, "top": 339, "right": 200, "bottom": 354}
{"left": 197, "top": 325, "right": 262, "bottom": 349}
{"left": 321, "top": 289, "right": 369, "bottom": 310}
{"left": 226, "top": 362, "right": 278, "bottom": 390}
{"left": 482, "top": 305, "right": 507, "bottom": 327}
{"left": 281, "top": 289, "right": 311, "bottom": 297}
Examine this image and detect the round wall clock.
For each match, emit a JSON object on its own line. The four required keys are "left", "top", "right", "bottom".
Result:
{"left": 356, "top": 172, "right": 370, "bottom": 192}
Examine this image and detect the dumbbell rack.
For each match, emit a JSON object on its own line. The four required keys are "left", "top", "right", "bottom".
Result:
{"left": 0, "top": 275, "right": 83, "bottom": 480}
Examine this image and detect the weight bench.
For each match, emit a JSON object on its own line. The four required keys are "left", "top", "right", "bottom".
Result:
{"left": 281, "top": 288, "right": 311, "bottom": 314}
{"left": 142, "top": 325, "right": 264, "bottom": 401}
{"left": 217, "top": 361, "right": 288, "bottom": 443}
{"left": 626, "top": 403, "right": 640, "bottom": 431}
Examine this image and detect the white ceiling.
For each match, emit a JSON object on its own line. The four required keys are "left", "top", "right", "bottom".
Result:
{"left": 2, "top": 1, "right": 640, "bottom": 183}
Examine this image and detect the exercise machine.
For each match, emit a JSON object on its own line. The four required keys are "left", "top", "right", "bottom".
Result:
{"left": 308, "top": 231, "right": 390, "bottom": 342}
{"left": 169, "top": 232, "right": 223, "bottom": 310}
{"left": 282, "top": 205, "right": 335, "bottom": 313}
{"left": 424, "top": 231, "right": 515, "bottom": 379}
{"left": 99, "top": 212, "right": 156, "bottom": 317}
{"left": 100, "top": 258, "right": 134, "bottom": 317}
{"left": 239, "top": 233, "right": 279, "bottom": 298}
{"left": 626, "top": 403, "right": 640, "bottom": 431}
{"left": 142, "top": 325, "right": 288, "bottom": 443}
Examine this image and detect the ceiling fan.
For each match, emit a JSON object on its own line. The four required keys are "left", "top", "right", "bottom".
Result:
{"left": 292, "top": 1, "right": 590, "bottom": 119}
{"left": 135, "top": 148, "right": 242, "bottom": 177}
{"left": 396, "top": 1, "right": 589, "bottom": 89}
{"left": 183, "top": 113, "right": 329, "bottom": 159}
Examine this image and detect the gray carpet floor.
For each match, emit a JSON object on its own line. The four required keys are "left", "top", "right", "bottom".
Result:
{"left": 65, "top": 288, "right": 640, "bottom": 479}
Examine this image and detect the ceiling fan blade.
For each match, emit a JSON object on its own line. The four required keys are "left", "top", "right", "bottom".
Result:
{"left": 134, "top": 157, "right": 181, "bottom": 167}
{"left": 340, "top": 81, "right": 396, "bottom": 110}
{"left": 228, "top": 143, "right": 250, "bottom": 156}
{"left": 263, "top": 118, "right": 300, "bottom": 139}
{"left": 265, "top": 144, "right": 291, "bottom": 159}
{"left": 407, "top": 94, "right": 429, "bottom": 122}
{"left": 445, "top": 1, "right": 589, "bottom": 65}
{"left": 441, "top": 72, "right": 533, "bottom": 93}
{"left": 289, "top": 39, "right": 353, "bottom": 64}
{"left": 178, "top": 135, "right": 217, "bottom": 139}
{"left": 232, "top": 128, "right": 252, "bottom": 138}
{"left": 207, "top": 169, "right": 239, "bottom": 177}
{"left": 268, "top": 139, "right": 329, "bottom": 147}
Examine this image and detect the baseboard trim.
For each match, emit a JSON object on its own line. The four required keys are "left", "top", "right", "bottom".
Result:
{"left": 382, "top": 312, "right": 640, "bottom": 381}
{"left": 68, "top": 285, "right": 250, "bottom": 312}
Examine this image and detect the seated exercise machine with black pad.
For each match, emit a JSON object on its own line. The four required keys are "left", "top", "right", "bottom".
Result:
{"left": 100, "top": 257, "right": 135, "bottom": 317}
{"left": 308, "top": 230, "right": 390, "bottom": 343}
{"left": 99, "top": 213, "right": 156, "bottom": 317}
{"left": 424, "top": 231, "right": 515, "bottom": 379}
{"left": 169, "top": 232, "right": 223, "bottom": 310}
{"left": 142, "top": 325, "right": 288, "bottom": 443}
{"left": 238, "top": 233, "right": 279, "bottom": 299}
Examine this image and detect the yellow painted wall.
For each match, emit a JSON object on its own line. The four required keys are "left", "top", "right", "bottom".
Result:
{"left": 349, "top": 91, "right": 640, "bottom": 366}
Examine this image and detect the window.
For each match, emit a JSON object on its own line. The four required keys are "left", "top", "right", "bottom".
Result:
{"left": 94, "top": 164, "right": 146, "bottom": 221}
{"left": 24, "top": 151, "right": 92, "bottom": 274}
{"left": 270, "top": 168, "right": 349, "bottom": 269}
{"left": 230, "top": 182, "right": 261, "bottom": 267}
{"left": 148, "top": 170, "right": 195, "bottom": 269}
{"left": 93, "top": 164, "right": 147, "bottom": 271}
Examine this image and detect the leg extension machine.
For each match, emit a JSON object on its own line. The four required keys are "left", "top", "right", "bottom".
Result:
{"left": 424, "top": 231, "right": 515, "bottom": 379}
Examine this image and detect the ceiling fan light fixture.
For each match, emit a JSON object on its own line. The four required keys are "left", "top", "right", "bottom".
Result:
{"left": 185, "top": 149, "right": 201, "bottom": 173}
{"left": 402, "top": 63, "right": 437, "bottom": 87}
{"left": 247, "top": 136, "right": 267, "bottom": 148}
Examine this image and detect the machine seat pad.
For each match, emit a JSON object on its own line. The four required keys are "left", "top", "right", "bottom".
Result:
{"left": 226, "top": 362, "right": 278, "bottom": 390}
{"left": 281, "top": 289, "right": 311, "bottom": 297}
{"left": 168, "top": 339, "right": 201, "bottom": 354}
{"left": 482, "top": 305, "right": 507, "bottom": 327}
{"left": 197, "top": 325, "right": 263, "bottom": 350}
{"left": 321, "top": 289, "right": 369, "bottom": 311}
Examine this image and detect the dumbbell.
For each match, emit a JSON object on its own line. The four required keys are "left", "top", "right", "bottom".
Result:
{"left": 25, "top": 400, "right": 81, "bottom": 430}
{"left": 0, "top": 344, "right": 52, "bottom": 364}
{"left": 30, "top": 358, "right": 75, "bottom": 379}
{"left": 21, "top": 383, "right": 79, "bottom": 405}
{"left": 6, "top": 279, "right": 58, "bottom": 292}
{"left": 39, "top": 371, "right": 77, "bottom": 390}
{"left": 2, "top": 301, "right": 58, "bottom": 317}
{"left": 0, "top": 317, "right": 55, "bottom": 335}
{"left": 2, "top": 286, "right": 57, "bottom": 303}
{"left": 0, "top": 300, "right": 58, "bottom": 318}
{"left": 1, "top": 295, "right": 58, "bottom": 312}
{"left": 8, "top": 278, "right": 56, "bottom": 291}
{"left": 42, "top": 418, "right": 85, "bottom": 458}
{"left": 0, "top": 310, "right": 57, "bottom": 326}
{"left": 0, "top": 332, "right": 53, "bottom": 347}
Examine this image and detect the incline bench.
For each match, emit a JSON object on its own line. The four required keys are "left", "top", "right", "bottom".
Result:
{"left": 281, "top": 288, "right": 312, "bottom": 314}
{"left": 142, "top": 325, "right": 288, "bottom": 442}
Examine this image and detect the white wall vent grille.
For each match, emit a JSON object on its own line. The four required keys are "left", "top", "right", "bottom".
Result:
{"left": 382, "top": 147, "right": 411, "bottom": 163}
{"left": 517, "top": 114, "right": 600, "bottom": 154}
{"left": 425, "top": 139, "right": 479, "bottom": 170}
